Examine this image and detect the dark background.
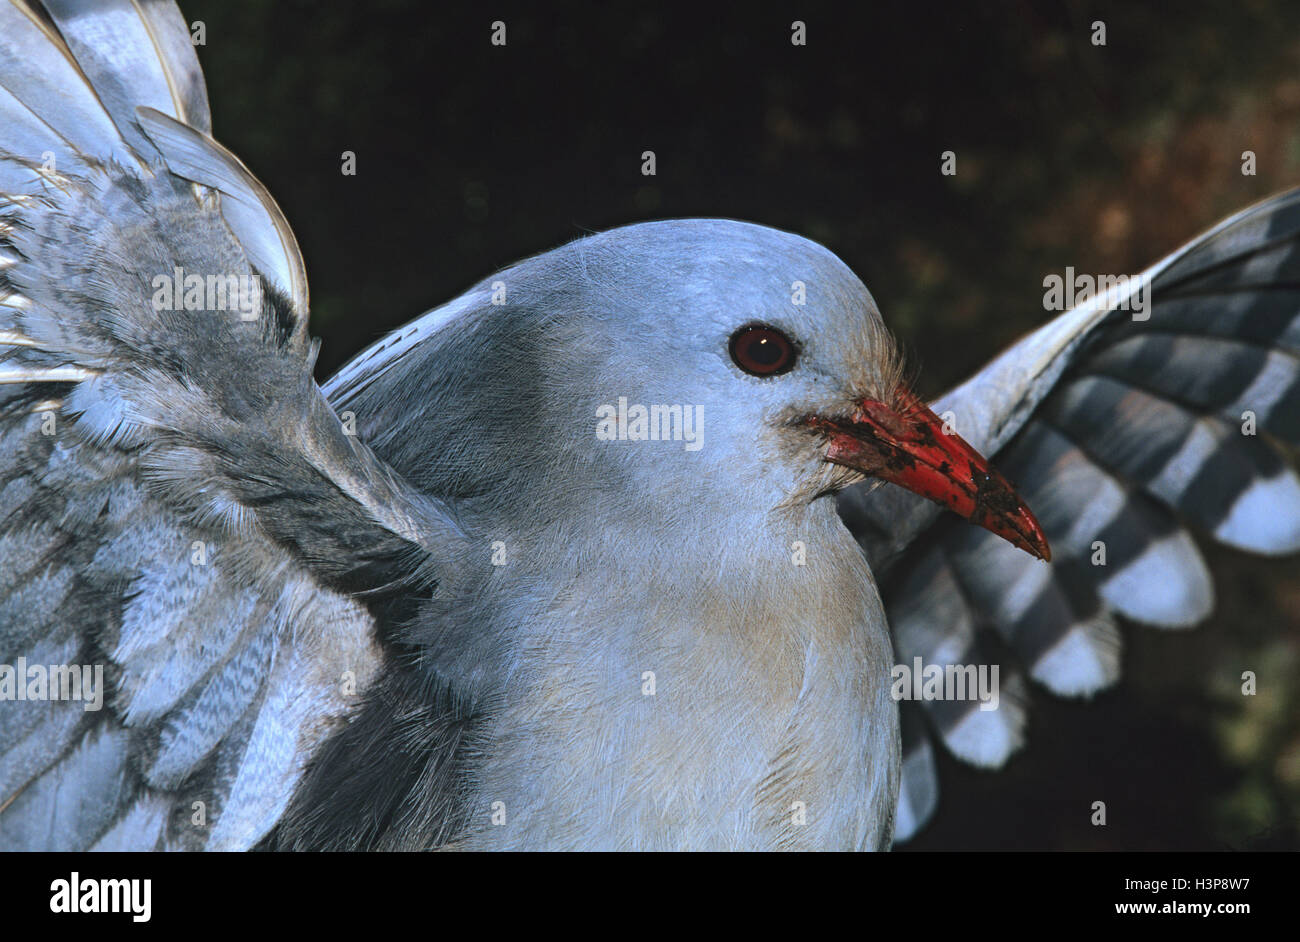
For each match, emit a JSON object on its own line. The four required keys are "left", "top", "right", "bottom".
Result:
{"left": 181, "top": 0, "right": 1300, "bottom": 850}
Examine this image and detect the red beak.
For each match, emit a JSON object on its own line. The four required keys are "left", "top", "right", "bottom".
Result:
{"left": 811, "top": 389, "right": 1051, "bottom": 561}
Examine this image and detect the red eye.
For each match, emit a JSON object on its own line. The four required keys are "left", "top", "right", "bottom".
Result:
{"left": 729, "top": 324, "right": 797, "bottom": 376}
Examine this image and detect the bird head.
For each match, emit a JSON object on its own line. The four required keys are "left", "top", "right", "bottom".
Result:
{"left": 565, "top": 219, "right": 1048, "bottom": 560}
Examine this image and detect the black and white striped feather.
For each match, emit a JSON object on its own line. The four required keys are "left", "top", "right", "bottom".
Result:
{"left": 841, "top": 188, "right": 1300, "bottom": 842}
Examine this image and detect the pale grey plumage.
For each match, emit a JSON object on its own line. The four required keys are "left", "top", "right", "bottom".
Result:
{"left": 0, "top": 0, "right": 450, "bottom": 850}
{"left": 3, "top": 0, "right": 1299, "bottom": 851}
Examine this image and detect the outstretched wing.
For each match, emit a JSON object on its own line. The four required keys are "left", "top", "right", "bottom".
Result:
{"left": 838, "top": 188, "right": 1300, "bottom": 841}
{"left": 0, "top": 0, "right": 461, "bottom": 850}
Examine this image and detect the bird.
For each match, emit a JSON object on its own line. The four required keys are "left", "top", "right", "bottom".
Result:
{"left": 1, "top": 0, "right": 1297, "bottom": 851}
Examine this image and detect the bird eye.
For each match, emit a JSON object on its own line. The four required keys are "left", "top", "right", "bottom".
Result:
{"left": 729, "top": 324, "right": 797, "bottom": 377}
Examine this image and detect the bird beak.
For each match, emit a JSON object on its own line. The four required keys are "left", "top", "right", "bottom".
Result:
{"left": 810, "top": 388, "right": 1051, "bottom": 561}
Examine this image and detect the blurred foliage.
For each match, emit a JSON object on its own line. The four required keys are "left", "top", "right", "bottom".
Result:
{"left": 182, "top": 0, "right": 1299, "bottom": 849}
